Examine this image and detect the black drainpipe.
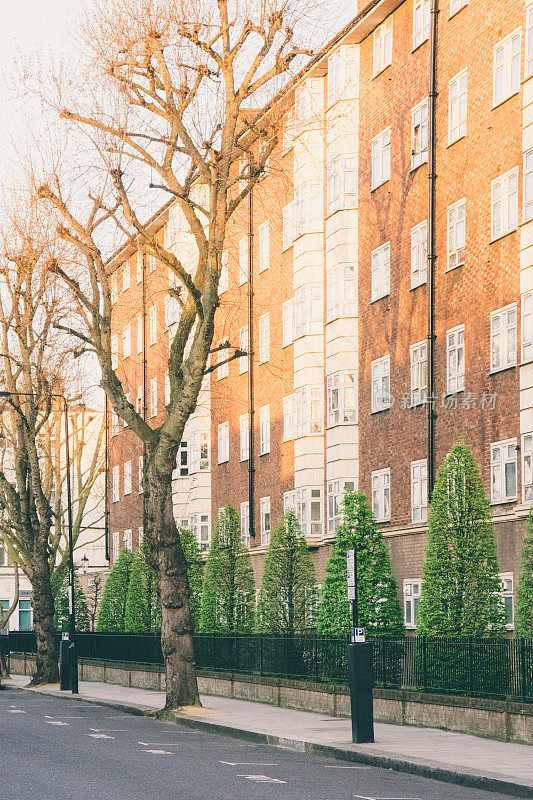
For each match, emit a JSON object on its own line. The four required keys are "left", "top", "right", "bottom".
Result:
{"left": 427, "top": 0, "right": 439, "bottom": 497}
{"left": 142, "top": 248, "right": 148, "bottom": 541}
{"left": 248, "top": 183, "right": 256, "bottom": 541}
{"left": 104, "top": 396, "right": 110, "bottom": 562}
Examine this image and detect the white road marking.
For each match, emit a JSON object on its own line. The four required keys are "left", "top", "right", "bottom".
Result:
{"left": 141, "top": 749, "right": 173, "bottom": 755}
{"left": 90, "top": 728, "right": 125, "bottom": 733}
{"left": 220, "top": 761, "right": 278, "bottom": 766}
{"left": 353, "top": 797, "right": 423, "bottom": 800}
{"left": 324, "top": 765, "right": 368, "bottom": 769}
{"left": 8, "top": 710, "right": 26, "bottom": 714}
{"left": 86, "top": 733, "right": 115, "bottom": 740}
{"left": 45, "top": 721, "right": 69, "bottom": 726}
{"left": 137, "top": 741, "right": 183, "bottom": 746}
{"left": 238, "top": 775, "right": 287, "bottom": 784}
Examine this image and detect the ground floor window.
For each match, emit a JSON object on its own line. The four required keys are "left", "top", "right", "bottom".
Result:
{"left": 403, "top": 579, "right": 421, "bottom": 629}
{"left": 500, "top": 573, "right": 514, "bottom": 629}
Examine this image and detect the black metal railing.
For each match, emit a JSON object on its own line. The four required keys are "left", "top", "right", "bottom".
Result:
{"left": 4, "top": 631, "right": 532, "bottom": 702}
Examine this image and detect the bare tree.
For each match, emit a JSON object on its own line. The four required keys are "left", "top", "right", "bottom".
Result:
{"left": 0, "top": 212, "right": 105, "bottom": 684}
{"left": 35, "top": 0, "right": 312, "bottom": 709}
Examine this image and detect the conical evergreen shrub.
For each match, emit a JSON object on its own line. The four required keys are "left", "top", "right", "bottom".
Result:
{"left": 257, "top": 511, "right": 316, "bottom": 633}
{"left": 96, "top": 548, "right": 134, "bottom": 632}
{"left": 515, "top": 511, "right": 533, "bottom": 637}
{"left": 317, "top": 490, "right": 404, "bottom": 637}
{"left": 199, "top": 505, "right": 255, "bottom": 633}
{"left": 124, "top": 542, "right": 161, "bottom": 633}
{"left": 179, "top": 526, "right": 204, "bottom": 630}
{"left": 418, "top": 443, "right": 506, "bottom": 636}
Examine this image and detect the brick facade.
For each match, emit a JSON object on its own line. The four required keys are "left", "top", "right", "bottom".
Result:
{"left": 107, "top": 0, "right": 531, "bottom": 629}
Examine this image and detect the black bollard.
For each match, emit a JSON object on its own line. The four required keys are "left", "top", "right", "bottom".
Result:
{"left": 347, "top": 642, "right": 375, "bottom": 743}
{"left": 59, "top": 634, "right": 71, "bottom": 691}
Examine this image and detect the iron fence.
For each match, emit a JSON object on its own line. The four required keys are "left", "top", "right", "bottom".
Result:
{"left": 3, "top": 631, "right": 532, "bottom": 701}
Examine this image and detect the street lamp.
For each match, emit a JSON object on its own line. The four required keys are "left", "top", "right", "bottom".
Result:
{"left": 81, "top": 555, "right": 89, "bottom": 575}
{"left": 0, "top": 390, "right": 78, "bottom": 694}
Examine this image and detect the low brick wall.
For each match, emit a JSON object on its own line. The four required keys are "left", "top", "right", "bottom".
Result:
{"left": 6, "top": 652, "right": 533, "bottom": 745}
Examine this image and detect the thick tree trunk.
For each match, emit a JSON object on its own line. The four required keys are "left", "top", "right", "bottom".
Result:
{"left": 29, "top": 563, "right": 59, "bottom": 685}
{"left": 0, "top": 649, "right": 9, "bottom": 678}
{"left": 147, "top": 474, "right": 200, "bottom": 709}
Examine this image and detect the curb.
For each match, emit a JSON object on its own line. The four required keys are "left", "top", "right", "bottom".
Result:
{"left": 5, "top": 683, "right": 533, "bottom": 799}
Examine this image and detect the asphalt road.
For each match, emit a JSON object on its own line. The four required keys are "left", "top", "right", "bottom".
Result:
{"left": 0, "top": 688, "right": 517, "bottom": 800}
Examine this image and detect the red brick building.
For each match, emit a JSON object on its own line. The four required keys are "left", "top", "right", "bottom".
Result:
{"left": 107, "top": 0, "right": 532, "bottom": 630}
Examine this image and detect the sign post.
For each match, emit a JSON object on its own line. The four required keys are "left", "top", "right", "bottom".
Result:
{"left": 346, "top": 546, "right": 374, "bottom": 743}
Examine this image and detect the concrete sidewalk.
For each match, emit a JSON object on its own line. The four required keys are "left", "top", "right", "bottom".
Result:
{"left": 4, "top": 675, "right": 533, "bottom": 798}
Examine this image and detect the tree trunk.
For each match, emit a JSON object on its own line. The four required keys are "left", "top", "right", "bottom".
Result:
{"left": 147, "top": 474, "right": 200, "bottom": 709}
{"left": 0, "top": 648, "right": 9, "bottom": 678}
{"left": 29, "top": 563, "right": 59, "bottom": 685}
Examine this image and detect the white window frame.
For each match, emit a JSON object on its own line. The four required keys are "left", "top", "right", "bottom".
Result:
{"left": 528, "top": 4, "right": 533, "bottom": 79}
{"left": 411, "top": 221, "right": 428, "bottom": 288}
{"left": 219, "top": 251, "right": 229, "bottom": 294}
{"left": 284, "top": 487, "right": 324, "bottom": 538}
{"left": 112, "top": 466, "right": 119, "bottom": 503}
{"left": 259, "top": 314, "right": 270, "bottom": 363}
{"left": 371, "top": 355, "right": 391, "bottom": 412}
{"left": 447, "top": 198, "right": 466, "bottom": 270}
{"left": 123, "top": 460, "right": 132, "bottom": 496}
{"left": 372, "top": 468, "right": 391, "bottom": 522}
{"left": 327, "top": 155, "right": 357, "bottom": 216}
{"left": 122, "top": 325, "right": 131, "bottom": 360}
{"left": 136, "top": 384, "right": 143, "bottom": 415}
{"left": 371, "top": 242, "right": 390, "bottom": 301}
{"left": 283, "top": 394, "right": 296, "bottom": 441}
{"left": 522, "top": 432, "right": 533, "bottom": 503}
{"left": 371, "top": 128, "right": 391, "bottom": 190}
{"left": 111, "top": 334, "right": 118, "bottom": 370}
{"left": 448, "top": 70, "right": 467, "bottom": 144}
{"left": 190, "top": 431, "right": 209, "bottom": 473}
{"left": 410, "top": 341, "right": 428, "bottom": 406}
{"left": 218, "top": 421, "right": 229, "bottom": 464}
{"left": 239, "top": 413, "right": 249, "bottom": 461}
{"left": 523, "top": 291, "right": 533, "bottom": 363}
{"left": 177, "top": 440, "right": 188, "bottom": 477}
{"left": 294, "top": 284, "right": 322, "bottom": 338}
{"left": 491, "top": 168, "right": 518, "bottom": 241}
{"left": 149, "top": 305, "right": 157, "bottom": 346}
{"left": 411, "top": 460, "right": 428, "bottom": 523}
{"left": 260, "top": 497, "right": 271, "bottom": 546}
{"left": 327, "top": 479, "right": 355, "bottom": 534}
{"left": 413, "top": 0, "right": 429, "bottom": 48}
{"left": 500, "top": 573, "right": 515, "bottom": 629}
{"left": 490, "top": 304, "right": 517, "bottom": 371}
{"left": 490, "top": 439, "right": 518, "bottom": 504}
{"left": 446, "top": 324, "right": 465, "bottom": 394}
{"left": 493, "top": 30, "right": 521, "bottom": 106}
{"left": 149, "top": 377, "right": 158, "bottom": 418}
{"left": 282, "top": 298, "right": 295, "bottom": 346}
{"left": 217, "top": 340, "right": 229, "bottom": 380}
{"left": 373, "top": 16, "right": 392, "bottom": 76}
{"left": 524, "top": 150, "right": 533, "bottom": 223}
{"left": 123, "top": 529, "right": 132, "bottom": 551}
{"left": 238, "top": 236, "right": 249, "bottom": 285}
{"left": 328, "top": 48, "right": 345, "bottom": 106}
{"left": 259, "top": 405, "right": 270, "bottom": 455}
{"left": 295, "top": 386, "right": 323, "bottom": 437}
{"left": 404, "top": 579, "right": 422, "bottom": 628}
{"left": 326, "top": 264, "right": 357, "bottom": 321}
{"left": 449, "top": 0, "right": 467, "bottom": 16}
{"left": 241, "top": 502, "right": 250, "bottom": 548}
{"left": 411, "top": 98, "right": 428, "bottom": 170}
{"left": 259, "top": 221, "right": 270, "bottom": 272}
{"left": 238, "top": 327, "right": 248, "bottom": 374}
{"left": 112, "top": 532, "right": 119, "bottom": 561}
{"left": 326, "top": 371, "right": 357, "bottom": 427}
